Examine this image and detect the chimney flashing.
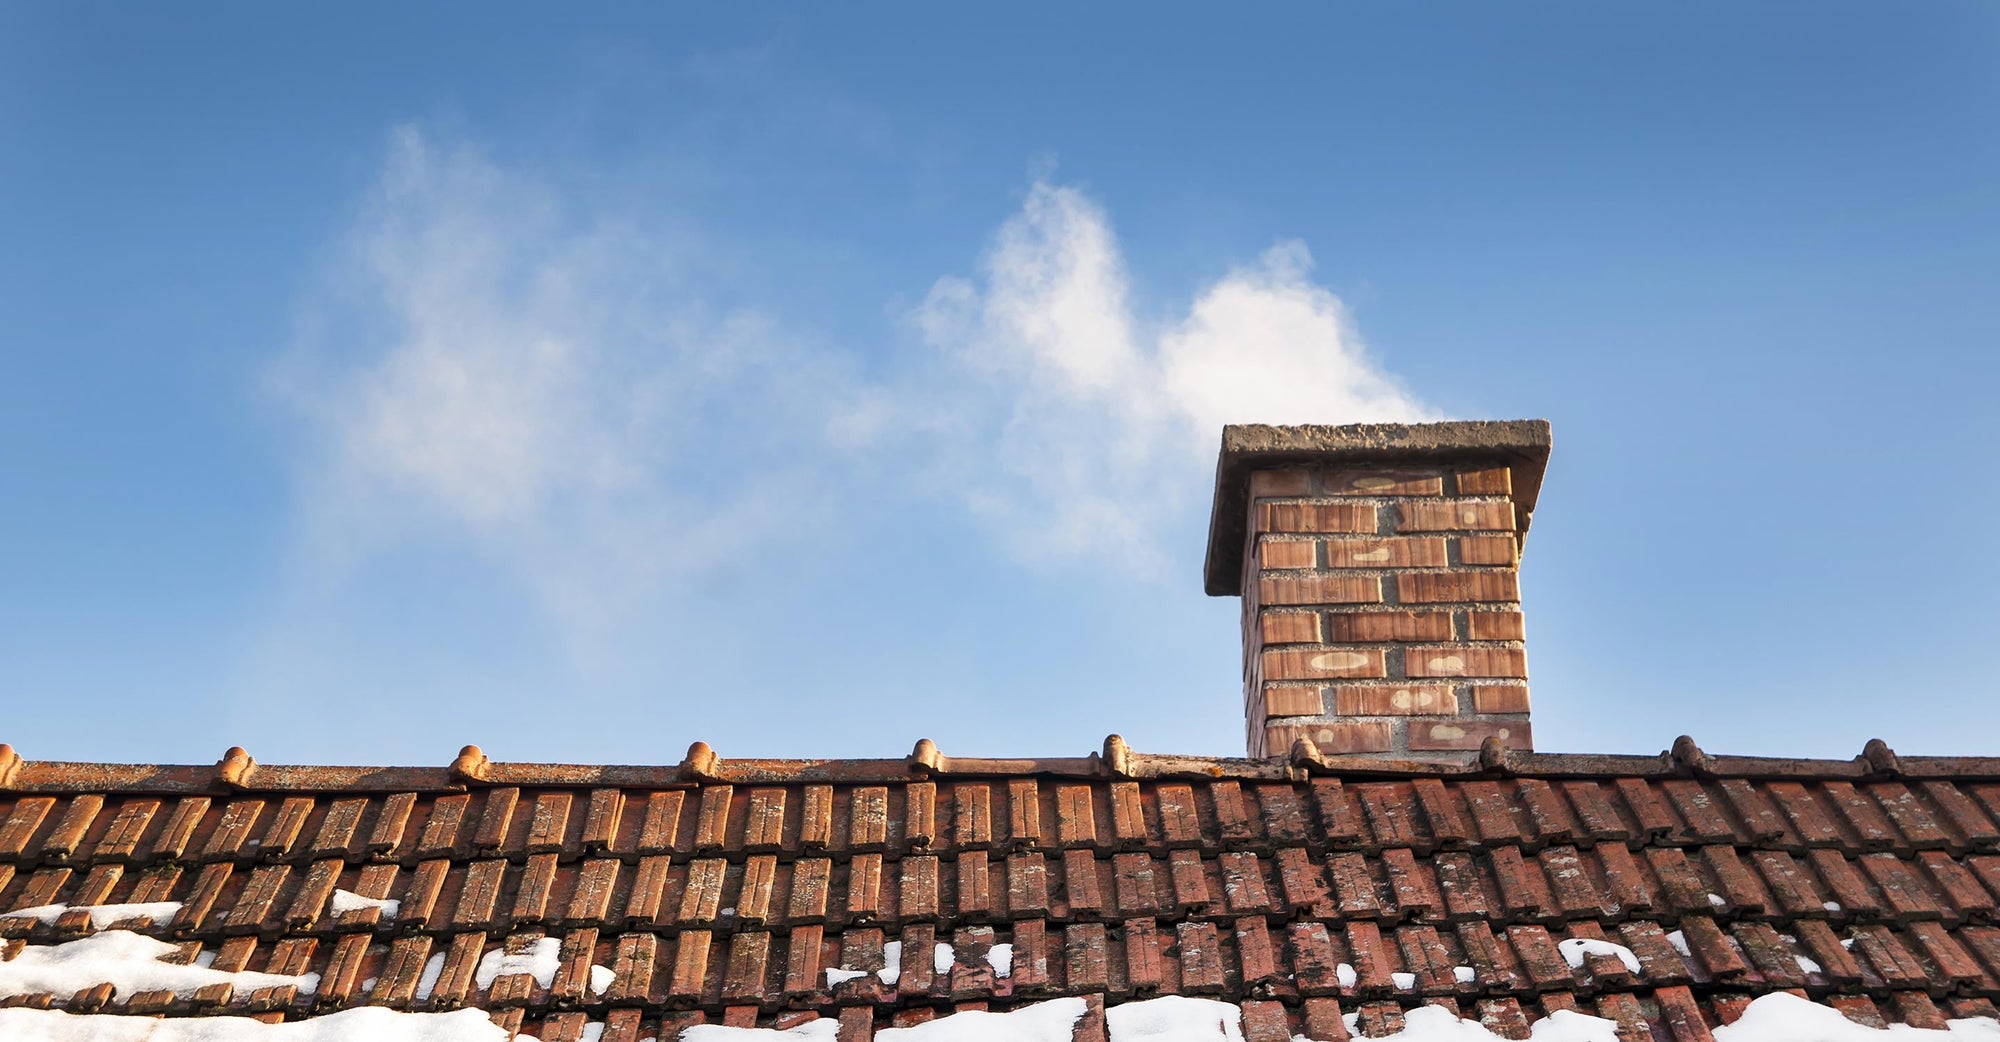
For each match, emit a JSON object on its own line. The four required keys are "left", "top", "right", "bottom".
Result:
{"left": 1202, "top": 419, "right": 1552, "bottom": 596}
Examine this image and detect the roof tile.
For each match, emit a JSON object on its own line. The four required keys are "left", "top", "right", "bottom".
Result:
{"left": 14, "top": 763, "right": 2000, "bottom": 1033}
{"left": 1513, "top": 781, "right": 1576, "bottom": 849}
{"left": 1717, "top": 780, "right": 1789, "bottom": 846}
{"left": 1558, "top": 783, "right": 1629, "bottom": 843}
{"left": 1925, "top": 782, "right": 2000, "bottom": 852}
{"left": 1356, "top": 786, "right": 1426, "bottom": 851}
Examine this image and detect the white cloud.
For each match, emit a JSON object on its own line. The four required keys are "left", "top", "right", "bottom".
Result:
{"left": 272, "top": 136, "right": 1433, "bottom": 654}
{"left": 272, "top": 128, "right": 863, "bottom": 648}
{"left": 913, "top": 180, "right": 1434, "bottom": 572}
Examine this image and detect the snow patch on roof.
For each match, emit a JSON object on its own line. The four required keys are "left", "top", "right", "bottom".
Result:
{"left": 0, "top": 931, "right": 310, "bottom": 1001}
{"left": 473, "top": 937, "right": 560, "bottom": 990}
{"left": 0, "top": 1004, "right": 513, "bottom": 1041}
{"left": 881, "top": 996, "right": 1087, "bottom": 1042}
{"left": 1106, "top": 995, "right": 1244, "bottom": 1042}
{"left": 1555, "top": 937, "right": 1640, "bottom": 976}
{"left": 328, "top": 890, "right": 399, "bottom": 920}
{"left": 3, "top": 978, "right": 1997, "bottom": 1042}
{"left": 2, "top": 902, "right": 182, "bottom": 930}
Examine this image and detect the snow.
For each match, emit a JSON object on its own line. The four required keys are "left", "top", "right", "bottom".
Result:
{"left": 414, "top": 954, "right": 447, "bottom": 1002}
{"left": 328, "top": 890, "right": 399, "bottom": 920}
{"left": 1555, "top": 938, "right": 1640, "bottom": 975}
{"left": 1105, "top": 996, "right": 1243, "bottom": 1042}
{"left": 0, "top": 1006, "right": 515, "bottom": 1041}
{"left": 934, "top": 942, "right": 955, "bottom": 973}
{"left": 1707, "top": 893, "right": 1728, "bottom": 909}
{"left": 589, "top": 965, "right": 615, "bottom": 995}
{"left": 2, "top": 902, "right": 183, "bottom": 929}
{"left": 1345, "top": 1004, "right": 1621, "bottom": 1042}
{"left": 1391, "top": 972, "right": 1416, "bottom": 989}
{"left": 825, "top": 967, "right": 869, "bottom": 986}
{"left": 987, "top": 944, "right": 1014, "bottom": 978}
{"left": 1335, "top": 963, "right": 1357, "bottom": 988}
{"left": 7, "top": 982, "right": 2000, "bottom": 1042}
{"left": 580, "top": 1024, "right": 605, "bottom": 1042}
{"left": 879, "top": 941, "right": 903, "bottom": 985}
{"left": 882, "top": 997, "right": 1086, "bottom": 1042}
{"left": 473, "top": 937, "right": 561, "bottom": 990}
{"left": 1796, "top": 954, "right": 1822, "bottom": 975}
{"left": 1453, "top": 966, "right": 1476, "bottom": 984}
{"left": 1317, "top": 995, "right": 2000, "bottom": 1042}
{"left": 1713, "top": 992, "right": 2000, "bottom": 1042}
{"left": 1666, "top": 931, "right": 1691, "bottom": 958}
{"left": 1826, "top": 901, "right": 1844, "bottom": 912}
{"left": 0, "top": 931, "right": 312, "bottom": 1000}
{"left": 682, "top": 1020, "right": 840, "bottom": 1042}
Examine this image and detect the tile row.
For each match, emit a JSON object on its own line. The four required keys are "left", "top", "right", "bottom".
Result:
{"left": 10, "top": 912, "right": 2000, "bottom": 1024}
{"left": 6, "top": 775, "right": 2000, "bottom": 869}
{"left": 11, "top": 841, "right": 2000, "bottom": 939}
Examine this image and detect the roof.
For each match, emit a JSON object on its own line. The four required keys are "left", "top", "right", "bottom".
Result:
{"left": 8, "top": 737, "right": 2000, "bottom": 1041}
{"left": 1202, "top": 420, "right": 1552, "bottom": 596}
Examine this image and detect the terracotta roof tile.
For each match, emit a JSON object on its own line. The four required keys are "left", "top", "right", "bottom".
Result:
{"left": 17, "top": 754, "right": 2000, "bottom": 1034}
{"left": 1559, "top": 782, "right": 1629, "bottom": 844}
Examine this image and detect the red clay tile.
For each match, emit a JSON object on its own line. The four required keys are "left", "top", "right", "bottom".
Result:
{"left": 956, "top": 850, "right": 993, "bottom": 919}
{"left": 1383, "top": 848, "right": 1441, "bottom": 920}
{"left": 1355, "top": 785, "right": 1425, "bottom": 851}
{"left": 1236, "top": 917, "right": 1281, "bottom": 985}
{"left": 1410, "top": 780, "right": 1475, "bottom": 848}
{"left": 906, "top": 782, "right": 938, "bottom": 849}
{"left": 1869, "top": 783, "right": 1950, "bottom": 850}
{"left": 1061, "top": 849, "right": 1104, "bottom": 916}
{"left": 1918, "top": 850, "right": 1993, "bottom": 921}
{"left": 1065, "top": 922, "right": 1108, "bottom": 991}
{"left": 1557, "top": 783, "right": 1628, "bottom": 843}
{"left": 1924, "top": 782, "right": 2000, "bottom": 851}
{"left": 14, "top": 755, "right": 2000, "bottom": 1032}
{"left": 1821, "top": 783, "right": 1898, "bottom": 852}
{"left": 799, "top": 786, "right": 834, "bottom": 850}
{"left": 1501, "top": 925, "right": 1570, "bottom": 989}
{"left": 1511, "top": 781, "right": 1575, "bottom": 848}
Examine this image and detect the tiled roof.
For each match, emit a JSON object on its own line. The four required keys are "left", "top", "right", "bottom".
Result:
{"left": 8, "top": 738, "right": 2000, "bottom": 1041}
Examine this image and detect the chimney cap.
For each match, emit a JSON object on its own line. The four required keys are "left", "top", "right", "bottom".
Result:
{"left": 1203, "top": 419, "right": 1552, "bottom": 596}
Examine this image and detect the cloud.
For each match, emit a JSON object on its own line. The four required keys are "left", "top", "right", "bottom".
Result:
{"left": 913, "top": 180, "right": 1434, "bottom": 572}
{"left": 272, "top": 128, "right": 864, "bottom": 649}
{"left": 272, "top": 135, "right": 1432, "bottom": 657}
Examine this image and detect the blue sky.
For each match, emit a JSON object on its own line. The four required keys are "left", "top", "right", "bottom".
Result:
{"left": 3, "top": 4, "right": 1996, "bottom": 767}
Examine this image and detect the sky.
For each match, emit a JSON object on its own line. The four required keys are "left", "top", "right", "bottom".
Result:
{"left": 2, "top": 4, "right": 1996, "bottom": 768}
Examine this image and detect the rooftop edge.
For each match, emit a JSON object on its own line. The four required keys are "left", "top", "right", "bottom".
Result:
{"left": 0, "top": 735, "right": 1977, "bottom": 794}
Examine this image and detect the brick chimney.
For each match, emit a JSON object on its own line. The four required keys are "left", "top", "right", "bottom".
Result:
{"left": 1203, "top": 420, "right": 1552, "bottom": 760}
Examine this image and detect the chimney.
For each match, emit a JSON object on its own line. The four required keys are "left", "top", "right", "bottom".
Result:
{"left": 1203, "top": 420, "right": 1552, "bottom": 760}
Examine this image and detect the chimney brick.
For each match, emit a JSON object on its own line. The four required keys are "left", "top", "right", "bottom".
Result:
{"left": 1258, "top": 574, "right": 1383, "bottom": 607}
{"left": 1323, "top": 537, "right": 1448, "bottom": 568}
{"left": 1332, "top": 684, "right": 1458, "bottom": 716}
{"left": 1320, "top": 611, "right": 1451, "bottom": 643}
{"left": 1204, "top": 420, "right": 1550, "bottom": 762}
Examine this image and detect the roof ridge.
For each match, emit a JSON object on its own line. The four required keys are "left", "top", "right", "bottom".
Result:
{"left": 4, "top": 736, "right": 1998, "bottom": 794}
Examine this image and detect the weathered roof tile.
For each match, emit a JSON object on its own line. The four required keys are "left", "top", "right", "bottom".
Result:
{"left": 11, "top": 758, "right": 2000, "bottom": 1034}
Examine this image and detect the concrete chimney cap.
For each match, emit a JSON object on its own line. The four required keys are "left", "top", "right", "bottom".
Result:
{"left": 1202, "top": 419, "right": 1553, "bottom": 596}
